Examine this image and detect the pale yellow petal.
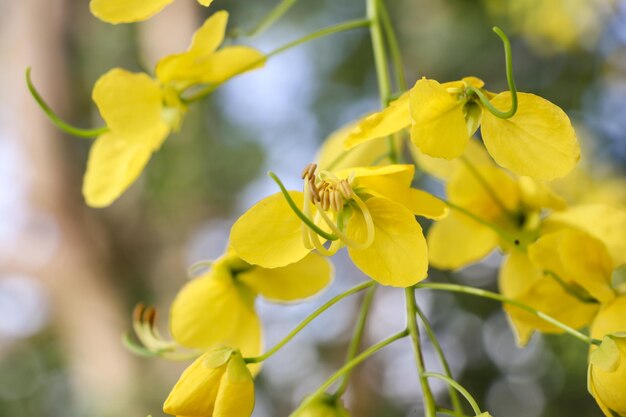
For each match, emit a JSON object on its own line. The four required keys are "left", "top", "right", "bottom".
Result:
{"left": 197, "top": 0, "right": 214, "bottom": 6}
{"left": 191, "top": 46, "right": 266, "bottom": 85}
{"left": 214, "top": 352, "right": 255, "bottom": 417}
{"left": 82, "top": 133, "right": 154, "bottom": 208}
{"left": 189, "top": 11, "right": 228, "bottom": 54}
{"left": 427, "top": 213, "right": 498, "bottom": 270}
{"left": 544, "top": 204, "right": 626, "bottom": 268}
{"left": 239, "top": 253, "right": 333, "bottom": 302}
{"left": 409, "top": 78, "right": 469, "bottom": 159}
{"left": 340, "top": 164, "right": 415, "bottom": 187}
{"left": 92, "top": 69, "right": 169, "bottom": 148}
{"left": 481, "top": 92, "right": 580, "bottom": 180}
{"left": 347, "top": 198, "right": 428, "bottom": 287}
{"left": 518, "top": 176, "right": 567, "bottom": 211}
{"left": 344, "top": 92, "right": 410, "bottom": 149}
{"left": 591, "top": 296, "right": 626, "bottom": 340}
{"left": 231, "top": 192, "right": 311, "bottom": 268}
{"left": 90, "top": 0, "right": 174, "bottom": 24}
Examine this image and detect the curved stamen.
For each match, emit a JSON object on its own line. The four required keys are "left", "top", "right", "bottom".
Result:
{"left": 308, "top": 215, "right": 341, "bottom": 256}
{"left": 302, "top": 179, "right": 314, "bottom": 249}
{"left": 315, "top": 201, "right": 373, "bottom": 250}
{"left": 187, "top": 260, "right": 214, "bottom": 278}
{"left": 349, "top": 191, "right": 376, "bottom": 248}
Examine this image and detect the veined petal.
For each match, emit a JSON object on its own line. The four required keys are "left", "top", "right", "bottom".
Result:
{"left": 82, "top": 133, "right": 154, "bottom": 208}
{"left": 90, "top": 0, "right": 174, "bottom": 24}
{"left": 481, "top": 92, "right": 580, "bottom": 180}
{"left": 427, "top": 213, "right": 498, "bottom": 270}
{"left": 347, "top": 197, "right": 428, "bottom": 287}
{"left": 239, "top": 253, "right": 333, "bottom": 303}
{"left": 409, "top": 78, "right": 469, "bottom": 159}
{"left": 231, "top": 192, "right": 311, "bottom": 268}
{"left": 214, "top": 352, "right": 255, "bottom": 417}
{"left": 544, "top": 204, "right": 626, "bottom": 268}
{"left": 344, "top": 92, "right": 410, "bottom": 149}
{"left": 92, "top": 69, "right": 169, "bottom": 148}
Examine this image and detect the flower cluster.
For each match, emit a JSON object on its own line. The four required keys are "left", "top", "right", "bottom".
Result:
{"left": 29, "top": 0, "right": 626, "bottom": 416}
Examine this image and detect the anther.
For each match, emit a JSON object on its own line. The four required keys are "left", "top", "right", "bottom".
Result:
{"left": 308, "top": 177, "right": 320, "bottom": 202}
{"left": 321, "top": 191, "right": 331, "bottom": 211}
{"left": 133, "top": 303, "right": 145, "bottom": 323}
{"left": 301, "top": 163, "right": 317, "bottom": 180}
{"left": 143, "top": 307, "right": 157, "bottom": 327}
{"left": 338, "top": 180, "right": 352, "bottom": 200}
{"left": 331, "top": 190, "right": 343, "bottom": 212}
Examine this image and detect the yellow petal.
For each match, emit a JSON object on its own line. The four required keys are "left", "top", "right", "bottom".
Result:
{"left": 518, "top": 176, "right": 567, "bottom": 211}
{"left": 481, "top": 92, "right": 580, "bottom": 180}
{"left": 344, "top": 92, "right": 410, "bottom": 149}
{"left": 90, "top": 0, "right": 174, "bottom": 24}
{"left": 214, "top": 352, "right": 255, "bottom": 417}
{"left": 339, "top": 164, "right": 415, "bottom": 187}
{"left": 591, "top": 296, "right": 626, "bottom": 340}
{"left": 231, "top": 192, "right": 311, "bottom": 268}
{"left": 197, "top": 0, "right": 214, "bottom": 5}
{"left": 409, "top": 78, "right": 469, "bottom": 159}
{"left": 317, "top": 122, "right": 400, "bottom": 171}
{"left": 239, "top": 253, "right": 333, "bottom": 302}
{"left": 347, "top": 197, "right": 428, "bottom": 287}
{"left": 169, "top": 262, "right": 261, "bottom": 358}
{"left": 92, "top": 69, "right": 169, "bottom": 148}
{"left": 189, "top": 46, "right": 266, "bottom": 85}
{"left": 163, "top": 349, "right": 226, "bottom": 416}
{"left": 189, "top": 11, "right": 228, "bottom": 54}
{"left": 427, "top": 213, "right": 498, "bottom": 270}
{"left": 589, "top": 333, "right": 626, "bottom": 416}
{"left": 545, "top": 204, "right": 626, "bottom": 268}
{"left": 82, "top": 133, "right": 154, "bottom": 208}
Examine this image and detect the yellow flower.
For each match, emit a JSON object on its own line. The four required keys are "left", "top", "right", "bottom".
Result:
{"left": 84, "top": 11, "right": 265, "bottom": 207}
{"left": 345, "top": 76, "right": 580, "bottom": 180}
{"left": 90, "top": 0, "right": 214, "bottom": 24}
{"left": 291, "top": 394, "right": 351, "bottom": 417}
{"left": 231, "top": 164, "right": 447, "bottom": 287}
{"left": 163, "top": 346, "right": 255, "bottom": 417}
{"left": 588, "top": 296, "right": 626, "bottom": 417}
{"left": 169, "top": 251, "right": 332, "bottom": 361}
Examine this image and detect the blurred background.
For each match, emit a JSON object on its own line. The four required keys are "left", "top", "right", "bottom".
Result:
{"left": 1, "top": 0, "right": 625, "bottom": 416}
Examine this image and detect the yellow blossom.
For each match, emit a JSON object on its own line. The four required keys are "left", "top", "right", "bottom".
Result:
{"left": 169, "top": 251, "right": 332, "bottom": 362}
{"left": 344, "top": 76, "right": 579, "bottom": 180}
{"left": 291, "top": 394, "right": 351, "bottom": 417}
{"left": 231, "top": 164, "right": 447, "bottom": 287}
{"left": 90, "top": 0, "right": 214, "bottom": 24}
{"left": 84, "top": 11, "right": 265, "bottom": 207}
{"left": 588, "top": 296, "right": 626, "bottom": 417}
{"left": 163, "top": 346, "right": 254, "bottom": 417}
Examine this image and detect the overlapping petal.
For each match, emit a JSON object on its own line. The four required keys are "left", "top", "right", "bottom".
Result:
{"left": 90, "top": 0, "right": 175, "bottom": 24}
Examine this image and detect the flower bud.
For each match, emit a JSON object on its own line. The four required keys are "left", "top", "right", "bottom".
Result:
{"left": 291, "top": 394, "right": 351, "bottom": 417}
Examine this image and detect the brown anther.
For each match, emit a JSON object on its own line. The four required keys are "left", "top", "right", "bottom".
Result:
{"left": 308, "top": 177, "right": 320, "bottom": 202}
{"left": 321, "top": 191, "right": 331, "bottom": 211}
{"left": 301, "top": 163, "right": 317, "bottom": 180}
{"left": 143, "top": 306, "right": 157, "bottom": 327}
{"left": 338, "top": 180, "right": 352, "bottom": 200}
{"left": 133, "top": 303, "right": 145, "bottom": 323}
{"left": 331, "top": 189, "right": 343, "bottom": 212}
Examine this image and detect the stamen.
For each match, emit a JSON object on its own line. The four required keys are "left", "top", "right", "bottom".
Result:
{"left": 315, "top": 201, "right": 374, "bottom": 250}
{"left": 338, "top": 180, "right": 352, "bottom": 200}
{"left": 301, "top": 163, "right": 317, "bottom": 180}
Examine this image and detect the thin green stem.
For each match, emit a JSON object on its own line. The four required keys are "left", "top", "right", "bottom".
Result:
{"left": 333, "top": 285, "right": 377, "bottom": 397}
{"left": 291, "top": 330, "right": 408, "bottom": 415}
{"left": 416, "top": 283, "right": 601, "bottom": 346}
{"left": 26, "top": 68, "right": 108, "bottom": 138}
{"left": 466, "top": 26, "right": 517, "bottom": 119}
{"left": 184, "top": 19, "right": 371, "bottom": 103}
{"left": 245, "top": 281, "right": 375, "bottom": 364}
{"left": 437, "top": 408, "right": 473, "bottom": 417}
{"left": 443, "top": 199, "right": 519, "bottom": 246}
{"left": 377, "top": 0, "right": 407, "bottom": 92}
{"left": 268, "top": 171, "right": 338, "bottom": 241}
{"left": 405, "top": 288, "right": 437, "bottom": 417}
{"left": 424, "top": 372, "right": 481, "bottom": 416}
{"left": 244, "top": 0, "right": 298, "bottom": 37}
{"left": 367, "top": 0, "right": 397, "bottom": 163}
{"left": 414, "top": 304, "right": 463, "bottom": 414}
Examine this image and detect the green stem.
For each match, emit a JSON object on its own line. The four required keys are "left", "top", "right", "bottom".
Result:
{"left": 245, "top": 281, "right": 375, "bottom": 364}
{"left": 26, "top": 67, "right": 108, "bottom": 138}
{"left": 244, "top": 0, "right": 298, "bottom": 37}
{"left": 424, "top": 372, "right": 482, "bottom": 416}
{"left": 184, "top": 19, "right": 371, "bottom": 103}
{"left": 466, "top": 26, "right": 517, "bottom": 119}
{"left": 443, "top": 199, "right": 519, "bottom": 246}
{"left": 377, "top": 0, "right": 407, "bottom": 91}
{"left": 405, "top": 288, "right": 437, "bottom": 417}
{"left": 367, "top": 0, "right": 397, "bottom": 163}
{"left": 416, "top": 283, "right": 600, "bottom": 346}
{"left": 291, "top": 330, "right": 408, "bottom": 415}
{"left": 437, "top": 408, "right": 473, "bottom": 417}
{"left": 414, "top": 304, "right": 463, "bottom": 414}
{"left": 268, "top": 171, "right": 338, "bottom": 241}
{"left": 333, "top": 285, "right": 377, "bottom": 397}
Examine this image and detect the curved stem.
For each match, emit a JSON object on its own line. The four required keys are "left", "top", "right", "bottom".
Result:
{"left": 291, "top": 330, "right": 408, "bottom": 415}
{"left": 466, "top": 26, "right": 517, "bottom": 119}
{"left": 437, "top": 408, "right": 473, "bottom": 417}
{"left": 405, "top": 288, "right": 437, "bottom": 417}
{"left": 367, "top": 0, "right": 398, "bottom": 163}
{"left": 416, "top": 283, "right": 601, "bottom": 346}
{"left": 377, "top": 0, "right": 407, "bottom": 92}
{"left": 414, "top": 304, "right": 463, "bottom": 414}
{"left": 333, "top": 285, "right": 377, "bottom": 398}
{"left": 268, "top": 171, "right": 338, "bottom": 241}
{"left": 243, "top": 0, "right": 298, "bottom": 37}
{"left": 424, "top": 372, "right": 482, "bottom": 416}
{"left": 26, "top": 68, "right": 108, "bottom": 138}
{"left": 245, "top": 281, "right": 375, "bottom": 364}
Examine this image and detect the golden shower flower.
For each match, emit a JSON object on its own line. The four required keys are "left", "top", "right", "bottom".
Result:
{"left": 291, "top": 394, "right": 351, "bottom": 417}
{"left": 163, "top": 346, "right": 255, "bottom": 417}
{"left": 231, "top": 164, "right": 447, "bottom": 287}
{"left": 169, "top": 251, "right": 332, "bottom": 361}
{"left": 84, "top": 11, "right": 265, "bottom": 207}
{"left": 588, "top": 296, "right": 626, "bottom": 417}
{"left": 90, "top": 0, "right": 214, "bottom": 24}
{"left": 344, "top": 76, "right": 580, "bottom": 180}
